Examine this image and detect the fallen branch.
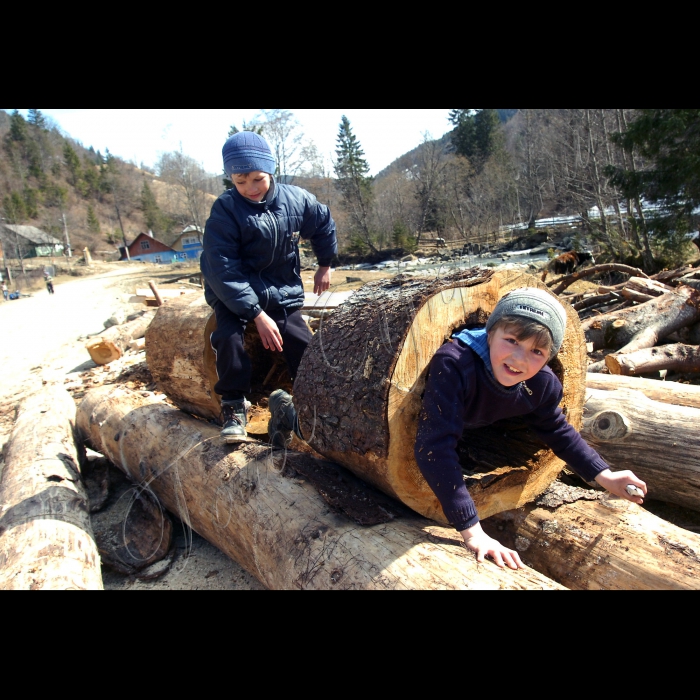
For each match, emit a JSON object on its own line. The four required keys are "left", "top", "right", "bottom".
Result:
{"left": 605, "top": 342, "right": 700, "bottom": 376}
{"left": 547, "top": 264, "right": 649, "bottom": 295}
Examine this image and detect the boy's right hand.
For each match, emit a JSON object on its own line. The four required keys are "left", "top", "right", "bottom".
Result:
{"left": 461, "top": 522, "right": 524, "bottom": 570}
{"left": 254, "top": 311, "right": 283, "bottom": 352}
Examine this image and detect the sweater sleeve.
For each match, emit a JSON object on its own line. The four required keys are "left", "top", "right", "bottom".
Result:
{"left": 522, "top": 375, "right": 610, "bottom": 483}
{"left": 414, "top": 347, "right": 479, "bottom": 531}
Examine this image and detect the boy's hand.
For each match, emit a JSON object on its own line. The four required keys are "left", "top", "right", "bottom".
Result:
{"left": 254, "top": 311, "right": 283, "bottom": 352}
{"left": 594, "top": 468, "right": 647, "bottom": 504}
{"left": 314, "top": 266, "right": 332, "bottom": 295}
{"left": 461, "top": 522, "right": 524, "bottom": 570}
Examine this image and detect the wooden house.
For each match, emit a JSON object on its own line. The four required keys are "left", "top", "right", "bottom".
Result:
{"left": 0, "top": 224, "right": 64, "bottom": 258}
{"left": 119, "top": 232, "right": 184, "bottom": 264}
{"left": 170, "top": 225, "right": 204, "bottom": 260}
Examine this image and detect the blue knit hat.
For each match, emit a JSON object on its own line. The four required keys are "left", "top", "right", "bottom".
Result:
{"left": 222, "top": 132, "right": 276, "bottom": 176}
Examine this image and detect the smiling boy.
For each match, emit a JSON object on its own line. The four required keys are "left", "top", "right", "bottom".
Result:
{"left": 200, "top": 132, "right": 337, "bottom": 443}
{"left": 414, "top": 287, "right": 647, "bottom": 569}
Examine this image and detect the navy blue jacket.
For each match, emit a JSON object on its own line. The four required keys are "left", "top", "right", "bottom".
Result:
{"left": 415, "top": 338, "right": 609, "bottom": 532}
{"left": 201, "top": 181, "right": 337, "bottom": 320}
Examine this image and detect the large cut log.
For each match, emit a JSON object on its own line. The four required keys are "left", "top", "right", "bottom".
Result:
{"left": 86, "top": 311, "right": 155, "bottom": 365}
{"left": 581, "top": 285, "right": 700, "bottom": 352}
{"left": 482, "top": 482, "right": 700, "bottom": 590}
{"left": 293, "top": 269, "right": 587, "bottom": 523}
{"left": 76, "top": 385, "right": 564, "bottom": 590}
{"left": 580, "top": 387, "right": 700, "bottom": 511}
{"left": 145, "top": 294, "right": 289, "bottom": 422}
{"left": 605, "top": 342, "right": 700, "bottom": 376}
{"left": 586, "top": 372, "right": 700, "bottom": 409}
{"left": 0, "top": 386, "right": 102, "bottom": 590}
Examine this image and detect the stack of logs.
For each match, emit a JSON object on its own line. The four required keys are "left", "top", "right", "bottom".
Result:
{"left": 3, "top": 264, "right": 700, "bottom": 590}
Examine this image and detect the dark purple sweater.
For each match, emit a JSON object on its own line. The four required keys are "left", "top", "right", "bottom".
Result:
{"left": 414, "top": 339, "right": 609, "bottom": 531}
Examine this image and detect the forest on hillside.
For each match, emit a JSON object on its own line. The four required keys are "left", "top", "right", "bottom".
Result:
{"left": 1, "top": 109, "right": 699, "bottom": 273}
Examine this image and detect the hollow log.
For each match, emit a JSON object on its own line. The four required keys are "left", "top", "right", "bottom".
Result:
{"left": 605, "top": 342, "right": 700, "bottom": 376}
{"left": 586, "top": 372, "right": 700, "bottom": 409}
{"left": 0, "top": 386, "right": 102, "bottom": 590}
{"left": 580, "top": 387, "right": 700, "bottom": 511}
{"left": 76, "top": 385, "right": 564, "bottom": 590}
{"left": 581, "top": 285, "right": 700, "bottom": 352}
{"left": 293, "top": 269, "right": 587, "bottom": 523}
{"left": 86, "top": 311, "right": 155, "bottom": 365}
{"left": 482, "top": 482, "right": 700, "bottom": 590}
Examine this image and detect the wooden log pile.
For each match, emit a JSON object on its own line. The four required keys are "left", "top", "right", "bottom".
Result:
{"left": 7, "top": 261, "right": 700, "bottom": 590}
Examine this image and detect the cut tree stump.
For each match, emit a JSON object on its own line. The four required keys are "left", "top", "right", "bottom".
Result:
{"left": 586, "top": 372, "right": 700, "bottom": 409}
{"left": 293, "top": 269, "right": 587, "bottom": 523}
{"left": 0, "top": 386, "right": 102, "bottom": 590}
{"left": 482, "top": 481, "right": 700, "bottom": 590}
{"left": 605, "top": 342, "right": 700, "bottom": 376}
{"left": 76, "top": 385, "right": 564, "bottom": 590}
{"left": 580, "top": 387, "right": 700, "bottom": 511}
{"left": 86, "top": 311, "right": 155, "bottom": 365}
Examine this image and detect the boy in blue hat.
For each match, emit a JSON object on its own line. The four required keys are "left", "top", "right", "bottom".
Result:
{"left": 201, "top": 132, "right": 337, "bottom": 443}
{"left": 415, "top": 287, "right": 647, "bottom": 570}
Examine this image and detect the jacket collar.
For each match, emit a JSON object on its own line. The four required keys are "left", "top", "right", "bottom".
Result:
{"left": 233, "top": 175, "right": 278, "bottom": 208}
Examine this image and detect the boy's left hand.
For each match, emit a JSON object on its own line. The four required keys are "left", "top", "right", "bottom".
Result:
{"left": 594, "top": 468, "right": 647, "bottom": 504}
{"left": 314, "top": 266, "right": 332, "bottom": 295}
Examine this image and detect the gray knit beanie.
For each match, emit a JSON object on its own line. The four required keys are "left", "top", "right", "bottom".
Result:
{"left": 485, "top": 287, "right": 567, "bottom": 355}
{"left": 222, "top": 132, "right": 276, "bottom": 176}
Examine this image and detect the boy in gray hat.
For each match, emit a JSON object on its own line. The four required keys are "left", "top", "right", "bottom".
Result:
{"left": 201, "top": 131, "right": 337, "bottom": 443}
{"left": 414, "top": 287, "right": 647, "bottom": 570}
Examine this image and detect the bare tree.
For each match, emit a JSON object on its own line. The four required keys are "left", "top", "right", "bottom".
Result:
{"left": 156, "top": 149, "right": 211, "bottom": 231}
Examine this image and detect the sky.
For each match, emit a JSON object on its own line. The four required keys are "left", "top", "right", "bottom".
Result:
{"left": 9, "top": 109, "right": 454, "bottom": 177}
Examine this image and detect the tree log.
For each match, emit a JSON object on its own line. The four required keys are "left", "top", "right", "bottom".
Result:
{"left": 76, "top": 385, "right": 564, "bottom": 590}
{"left": 586, "top": 372, "right": 700, "bottom": 409}
{"left": 572, "top": 292, "right": 621, "bottom": 311}
{"left": 86, "top": 311, "right": 155, "bottom": 365}
{"left": 482, "top": 482, "right": 700, "bottom": 590}
{"left": 580, "top": 387, "right": 700, "bottom": 511}
{"left": 605, "top": 342, "right": 700, "bottom": 376}
{"left": 0, "top": 386, "right": 102, "bottom": 590}
{"left": 581, "top": 285, "right": 700, "bottom": 352}
{"left": 293, "top": 269, "right": 587, "bottom": 523}
{"left": 145, "top": 294, "right": 289, "bottom": 422}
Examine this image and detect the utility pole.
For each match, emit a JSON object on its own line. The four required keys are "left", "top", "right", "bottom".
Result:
{"left": 61, "top": 211, "right": 72, "bottom": 258}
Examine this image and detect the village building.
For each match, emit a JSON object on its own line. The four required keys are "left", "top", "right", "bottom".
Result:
{"left": 0, "top": 224, "right": 64, "bottom": 258}
{"left": 170, "top": 225, "right": 204, "bottom": 260}
{"left": 118, "top": 232, "right": 185, "bottom": 264}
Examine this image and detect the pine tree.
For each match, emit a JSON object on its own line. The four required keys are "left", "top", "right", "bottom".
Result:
{"left": 3, "top": 192, "right": 27, "bottom": 223}
{"left": 334, "top": 115, "right": 376, "bottom": 253}
{"left": 449, "top": 109, "right": 504, "bottom": 169}
{"left": 9, "top": 110, "right": 27, "bottom": 142}
{"left": 86, "top": 204, "right": 101, "bottom": 235}
{"left": 62, "top": 142, "right": 82, "bottom": 186}
{"left": 141, "top": 180, "right": 166, "bottom": 233}
{"left": 27, "top": 109, "right": 46, "bottom": 130}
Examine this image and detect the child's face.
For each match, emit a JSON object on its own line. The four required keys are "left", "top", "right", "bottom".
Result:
{"left": 233, "top": 171, "right": 271, "bottom": 202}
{"left": 487, "top": 326, "right": 549, "bottom": 387}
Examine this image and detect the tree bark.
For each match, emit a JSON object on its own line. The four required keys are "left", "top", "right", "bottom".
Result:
{"left": 580, "top": 387, "right": 700, "bottom": 511}
{"left": 482, "top": 482, "right": 700, "bottom": 590}
{"left": 581, "top": 285, "right": 700, "bottom": 352}
{"left": 605, "top": 342, "right": 700, "bottom": 376}
{"left": 86, "top": 311, "right": 155, "bottom": 366}
{"left": 293, "top": 269, "right": 587, "bottom": 523}
{"left": 0, "top": 386, "right": 102, "bottom": 590}
{"left": 586, "top": 372, "right": 700, "bottom": 409}
{"left": 76, "top": 385, "right": 564, "bottom": 590}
